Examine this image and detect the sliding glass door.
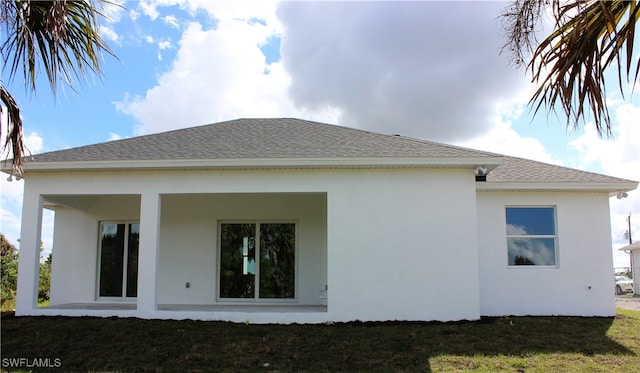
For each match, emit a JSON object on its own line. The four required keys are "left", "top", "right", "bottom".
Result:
{"left": 219, "top": 222, "right": 295, "bottom": 300}
{"left": 98, "top": 222, "right": 139, "bottom": 298}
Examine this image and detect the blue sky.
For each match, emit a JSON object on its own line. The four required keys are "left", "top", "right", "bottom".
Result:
{"left": 1, "top": 1, "right": 638, "bottom": 268}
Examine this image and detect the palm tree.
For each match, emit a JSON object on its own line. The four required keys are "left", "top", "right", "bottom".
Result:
{"left": 501, "top": 0, "right": 639, "bottom": 136}
{"left": 1, "top": 0, "right": 116, "bottom": 176}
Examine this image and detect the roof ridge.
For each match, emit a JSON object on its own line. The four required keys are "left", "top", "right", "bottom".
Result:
{"left": 275, "top": 118, "right": 500, "bottom": 159}
{"left": 19, "top": 118, "right": 498, "bottom": 163}
{"left": 27, "top": 117, "right": 496, "bottom": 160}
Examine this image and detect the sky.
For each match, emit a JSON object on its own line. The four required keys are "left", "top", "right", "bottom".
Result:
{"left": 1, "top": 0, "right": 638, "bottom": 268}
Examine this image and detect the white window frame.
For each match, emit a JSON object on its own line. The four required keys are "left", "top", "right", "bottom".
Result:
{"left": 217, "top": 220, "right": 298, "bottom": 303}
{"left": 96, "top": 221, "right": 139, "bottom": 301}
{"left": 505, "top": 206, "right": 558, "bottom": 268}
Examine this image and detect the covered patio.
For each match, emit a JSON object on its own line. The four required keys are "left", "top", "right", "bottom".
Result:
{"left": 17, "top": 185, "right": 328, "bottom": 321}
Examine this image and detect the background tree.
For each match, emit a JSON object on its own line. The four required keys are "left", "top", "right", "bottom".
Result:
{"left": 38, "top": 252, "right": 51, "bottom": 303}
{"left": 501, "top": 0, "right": 639, "bottom": 135}
{"left": 1, "top": 0, "right": 116, "bottom": 176}
{"left": 0, "top": 234, "right": 51, "bottom": 310}
{"left": 1, "top": 233, "right": 19, "bottom": 310}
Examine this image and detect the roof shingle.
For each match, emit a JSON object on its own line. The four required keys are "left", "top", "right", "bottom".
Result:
{"left": 28, "top": 118, "right": 496, "bottom": 162}
{"left": 8, "top": 118, "right": 637, "bottom": 189}
{"left": 486, "top": 156, "right": 632, "bottom": 184}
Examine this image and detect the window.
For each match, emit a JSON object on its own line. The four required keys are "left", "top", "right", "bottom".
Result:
{"left": 98, "top": 222, "right": 139, "bottom": 297}
{"left": 506, "top": 207, "right": 557, "bottom": 266}
{"left": 219, "top": 222, "right": 295, "bottom": 300}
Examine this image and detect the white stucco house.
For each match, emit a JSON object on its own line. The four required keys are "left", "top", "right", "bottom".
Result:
{"left": 3, "top": 118, "right": 637, "bottom": 323}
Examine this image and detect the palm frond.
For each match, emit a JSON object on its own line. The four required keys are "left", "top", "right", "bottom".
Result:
{"left": 500, "top": 0, "right": 553, "bottom": 67}
{"left": 0, "top": 84, "right": 26, "bottom": 176}
{"left": 2, "top": 0, "right": 116, "bottom": 94}
{"left": 0, "top": 0, "right": 118, "bottom": 174}
{"left": 502, "top": 0, "right": 638, "bottom": 136}
{"left": 530, "top": 0, "right": 639, "bottom": 136}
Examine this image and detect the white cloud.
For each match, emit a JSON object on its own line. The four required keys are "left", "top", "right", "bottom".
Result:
{"left": 24, "top": 131, "right": 44, "bottom": 156}
{"left": 2, "top": 131, "right": 44, "bottom": 160}
{"left": 455, "top": 116, "right": 560, "bottom": 165}
{"left": 177, "top": 0, "right": 280, "bottom": 24}
{"left": 157, "top": 39, "right": 173, "bottom": 61}
{"left": 453, "top": 93, "right": 560, "bottom": 164}
{"left": 569, "top": 103, "right": 640, "bottom": 182}
{"left": 129, "top": 9, "right": 140, "bottom": 21}
{"left": 0, "top": 176, "right": 24, "bottom": 204}
{"left": 139, "top": 0, "right": 160, "bottom": 21}
{"left": 131, "top": 0, "right": 281, "bottom": 26}
{"left": 119, "top": 19, "right": 284, "bottom": 133}
{"left": 0, "top": 109, "right": 42, "bottom": 160}
{"left": 568, "top": 103, "right": 640, "bottom": 207}
{"left": 567, "top": 102, "right": 640, "bottom": 269}
{"left": 102, "top": 0, "right": 127, "bottom": 24}
{"left": 277, "top": 1, "right": 530, "bottom": 143}
{"left": 0, "top": 196, "right": 23, "bottom": 245}
{"left": 120, "top": 1, "right": 539, "bottom": 143}
{"left": 99, "top": 25, "right": 120, "bottom": 43}
{"left": 118, "top": 12, "right": 337, "bottom": 134}
{"left": 0, "top": 131, "right": 52, "bottom": 259}
{"left": 158, "top": 39, "right": 172, "bottom": 50}
{"left": 163, "top": 15, "right": 180, "bottom": 29}
{"left": 108, "top": 133, "right": 123, "bottom": 141}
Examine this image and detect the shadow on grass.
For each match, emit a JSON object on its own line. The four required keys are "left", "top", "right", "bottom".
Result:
{"left": 0, "top": 314, "right": 635, "bottom": 372}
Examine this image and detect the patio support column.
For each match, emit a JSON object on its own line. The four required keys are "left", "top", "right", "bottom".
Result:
{"left": 16, "top": 193, "right": 43, "bottom": 313}
{"left": 137, "top": 192, "right": 161, "bottom": 314}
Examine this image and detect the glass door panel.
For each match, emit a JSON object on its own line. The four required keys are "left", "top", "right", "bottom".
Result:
{"left": 126, "top": 224, "right": 140, "bottom": 297}
{"left": 259, "top": 223, "right": 295, "bottom": 299}
{"left": 98, "top": 222, "right": 139, "bottom": 298}
{"left": 99, "top": 223, "right": 125, "bottom": 297}
{"left": 219, "top": 223, "right": 256, "bottom": 298}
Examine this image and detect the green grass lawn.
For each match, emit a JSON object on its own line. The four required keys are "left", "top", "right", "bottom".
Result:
{"left": 1, "top": 310, "right": 639, "bottom": 372}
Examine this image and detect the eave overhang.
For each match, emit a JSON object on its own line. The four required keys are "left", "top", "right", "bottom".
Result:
{"left": 476, "top": 181, "right": 639, "bottom": 195}
{"left": 1, "top": 156, "right": 503, "bottom": 175}
{"left": 619, "top": 242, "right": 640, "bottom": 252}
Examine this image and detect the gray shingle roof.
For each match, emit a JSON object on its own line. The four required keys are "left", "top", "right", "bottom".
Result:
{"left": 7, "top": 118, "right": 637, "bottom": 189}
{"left": 27, "top": 118, "right": 496, "bottom": 162}
{"left": 486, "top": 156, "right": 631, "bottom": 184}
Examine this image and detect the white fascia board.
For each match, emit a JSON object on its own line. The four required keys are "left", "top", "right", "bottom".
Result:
{"left": 13, "top": 156, "right": 504, "bottom": 173}
{"left": 476, "top": 181, "right": 639, "bottom": 193}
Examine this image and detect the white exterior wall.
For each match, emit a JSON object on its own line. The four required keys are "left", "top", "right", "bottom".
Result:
{"left": 476, "top": 191, "right": 615, "bottom": 317}
{"left": 50, "top": 207, "right": 99, "bottom": 304}
{"left": 326, "top": 168, "right": 481, "bottom": 322}
{"left": 24, "top": 167, "right": 481, "bottom": 322}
